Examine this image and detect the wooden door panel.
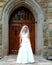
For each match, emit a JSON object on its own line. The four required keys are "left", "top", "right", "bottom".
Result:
{"left": 9, "top": 24, "right": 19, "bottom": 54}
{"left": 9, "top": 23, "right": 35, "bottom": 54}
{"left": 9, "top": 7, "right": 35, "bottom": 54}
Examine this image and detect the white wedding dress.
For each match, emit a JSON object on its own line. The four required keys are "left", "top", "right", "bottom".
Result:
{"left": 16, "top": 33, "right": 34, "bottom": 63}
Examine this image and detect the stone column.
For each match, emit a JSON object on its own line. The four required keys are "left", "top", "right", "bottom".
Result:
{"left": 36, "top": 14, "right": 44, "bottom": 56}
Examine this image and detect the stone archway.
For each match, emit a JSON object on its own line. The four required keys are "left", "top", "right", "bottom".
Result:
{"left": 2, "top": 0, "right": 45, "bottom": 56}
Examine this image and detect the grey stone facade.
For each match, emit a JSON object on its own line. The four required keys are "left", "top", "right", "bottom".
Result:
{"left": 0, "top": 0, "right": 52, "bottom": 58}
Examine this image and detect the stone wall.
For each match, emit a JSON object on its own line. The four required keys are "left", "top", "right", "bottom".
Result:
{"left": 36, "top": 0, "right": 52, "bottom": 57}
{"left": 0, "top": 0, "right": 8, "bottom": 58}
{"left": 0, "top": 0, "right": 52, "bottom": 58}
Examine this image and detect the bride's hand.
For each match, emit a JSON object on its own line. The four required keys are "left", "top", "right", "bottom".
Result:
{"left": 19, "top": 37, "right": 22, "bottom": 48}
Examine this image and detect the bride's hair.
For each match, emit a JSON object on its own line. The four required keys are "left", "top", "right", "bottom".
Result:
{"left": 20, "top": 25, "right": 29, "bottom": 36}
{"left": 22, "top": 26, "right": 28, "bottom": 32}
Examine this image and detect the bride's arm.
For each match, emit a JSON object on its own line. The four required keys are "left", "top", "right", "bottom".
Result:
{"left": 19, "top": 35, "right": 22, "bottom": 47}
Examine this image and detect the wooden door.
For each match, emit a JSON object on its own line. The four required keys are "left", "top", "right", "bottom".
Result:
{"left": 9, "top": 7, "right": 35, "bottom": 54}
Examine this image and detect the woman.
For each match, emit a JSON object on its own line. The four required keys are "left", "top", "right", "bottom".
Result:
{"left": 16, "top": 25, "right": 35, "bottom": 63}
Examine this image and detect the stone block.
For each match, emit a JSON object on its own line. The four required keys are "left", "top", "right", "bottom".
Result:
{"left": 0, "top": 30, "right": 2, "bottom": 33}
{"left": 43, "top": 8, "right": 48, "bottom": 13}
{"left": 0, "top": 37, "right": 2, "bottom": 45}
{"left": 48, "top": 41, "right": 52, "bottom": 46}
{"left": 48, "top": 19, "right": 52, "bottom": 23}
{"left": 36, "top": 0, "right": 48, "bottom": 3}
{"left": 49, "top": 30, "right": 52, "bottom": 37}
{"left": 0, "top": 7, "right": 3, "bottom": 19}
{"left": 48, "top": 3, "right": 52, "bottom": 8}
{"left": 0, "top": 24, "right": 2, "bottom": 28}
{"left": 48, "top": 0, "right": 52, "bottom": 3}
{"left": 0, "top": 44, "right": 2, "bottom": 46}
{"left": 47, "top": 13, "right": 52, "bottom": 19}
{"left": 0, "top": 45, "right": 3, "bottom": 58}
{"left": 49, "top": 38, "right": 52, "bottom": 43}
{"left": 0, "top": 24, "right": 2, "bottom": 45}
{"left": 49, "top": 41, "right": 52, "bottom": 46}
{"left": 0, "top": 0, "right": 8, "bottom": 2}
{"left": 48, "top": 8, "right": 52, "bottom": 13}
{"left": 44, "top": 38, "right": 48, "bottom": 46}
{"left": 0, "top": 2, "right": 5, "bottom": 7}
{"left": 40, "top": 3, "right": 48, "bottom": 8}
{"left": 0, "top": 42, "right": 2, "bottom": 45}
{"left": 48, "top": 24, "right": 52, "bottom": 30}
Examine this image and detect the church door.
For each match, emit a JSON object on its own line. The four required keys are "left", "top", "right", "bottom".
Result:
{"left": 9, "top": 7, "right": 35, "bottom": 54}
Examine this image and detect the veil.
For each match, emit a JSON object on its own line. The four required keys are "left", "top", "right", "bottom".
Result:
{"left": 20, "top": 25, "right": 30, "bottom": 37}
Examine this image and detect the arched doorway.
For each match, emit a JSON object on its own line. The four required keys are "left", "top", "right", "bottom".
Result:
{"left": 2, "top": 0, "right": 45, "bottom": 56}
{"left": 9, "top": 7, "right": 35, "bottom": 54}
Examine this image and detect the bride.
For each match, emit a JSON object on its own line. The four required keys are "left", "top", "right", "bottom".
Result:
{"left": 16, "top": 25, "right": 35, "bottom": 63}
